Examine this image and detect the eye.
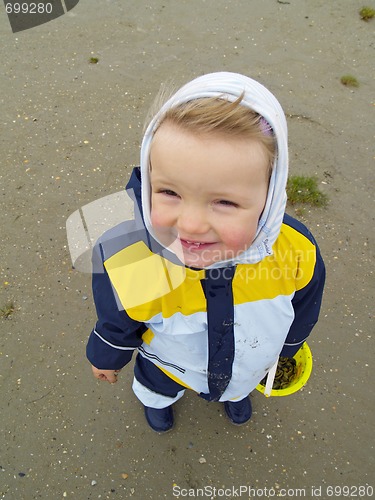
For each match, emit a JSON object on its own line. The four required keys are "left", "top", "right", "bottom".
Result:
{"left": 217, "top": 199, "right": 239, "bottom": 208}
{"left": 158, "top": 189, "right": 179, "bottom": 197}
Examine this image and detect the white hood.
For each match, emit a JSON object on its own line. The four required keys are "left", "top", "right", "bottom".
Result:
{"left": 140, "top": 71, "right": 288, "bottom": 268}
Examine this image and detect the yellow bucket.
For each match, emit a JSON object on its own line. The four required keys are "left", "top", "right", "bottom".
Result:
{"left": 256, "top": 342, "right": 313, "bottom": 397}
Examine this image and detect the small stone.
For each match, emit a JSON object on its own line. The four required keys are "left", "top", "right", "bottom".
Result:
{"left": 91, "top": 480, "right": 97, "bottom": 486}
{"left": 18, "top": 472, "right": 26, "bottom": 477}
{"left": 121, "top": 473, "right": 129, "bottom": 479}
{"left": 198, "top": 457, "right": 206, "bottom": 464}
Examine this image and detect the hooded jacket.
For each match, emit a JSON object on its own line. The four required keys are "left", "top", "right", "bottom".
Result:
{"left": 86, "top": 73, "right": 325, "bottom": 402}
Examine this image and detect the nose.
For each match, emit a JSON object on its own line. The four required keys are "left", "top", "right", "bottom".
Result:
{"left": 177, "top": 203, "right": 210, "bottom": 237}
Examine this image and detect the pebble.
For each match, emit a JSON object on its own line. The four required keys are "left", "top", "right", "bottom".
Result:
{"left": 91, "top": 480, "right": 97, "bottom": 486}
{"left": 198, "top": 457, "right": 206, "bottom": 464}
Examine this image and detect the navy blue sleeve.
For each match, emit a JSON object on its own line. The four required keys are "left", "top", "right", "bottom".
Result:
{"left": 280, "top": 215, "right": 326, "bottom": 358}
{"left": 86, "top": 244, "right": 146, "bottom": 370}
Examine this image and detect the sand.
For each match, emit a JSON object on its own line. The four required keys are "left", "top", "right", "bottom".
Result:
{"left": 1, "top": 1, "right": 374, "bottom": 498}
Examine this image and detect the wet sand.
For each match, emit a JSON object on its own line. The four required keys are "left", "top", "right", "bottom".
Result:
{"left": 1, "top": 1, "right": 374, "bottom": 498}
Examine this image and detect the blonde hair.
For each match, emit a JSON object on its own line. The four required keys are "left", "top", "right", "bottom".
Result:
{"left": 149, "top": 92, "right": 277, "bottom": 175}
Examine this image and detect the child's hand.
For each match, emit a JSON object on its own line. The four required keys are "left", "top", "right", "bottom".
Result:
{"left": 91, "top": 365, "right": 121, "bottom": 384}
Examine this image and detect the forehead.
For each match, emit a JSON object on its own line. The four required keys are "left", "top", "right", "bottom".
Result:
{"left": 150, "top": 122, "right": 270, "bottom": 199}
{"left": 150, "top": 121, "right": 269, "bottom": 171}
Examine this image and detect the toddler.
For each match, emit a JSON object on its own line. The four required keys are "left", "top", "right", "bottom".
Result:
{"left": 87, "top": 72, "right": 325, "bottom": 432}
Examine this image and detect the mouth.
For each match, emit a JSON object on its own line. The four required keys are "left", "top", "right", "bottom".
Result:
{"left": 179, "top": 239, "right": 215, "bottom": 250}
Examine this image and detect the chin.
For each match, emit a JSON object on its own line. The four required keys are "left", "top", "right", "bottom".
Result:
{"left": 181, "top": 251, "right": 221, "bottom": 269}
{"left": 184, "top": 258, "right": 212, "bottom": 269}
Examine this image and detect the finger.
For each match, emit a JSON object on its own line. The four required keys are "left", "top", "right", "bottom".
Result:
{"left": 110, "top": 370, "right": 121, "bottom": 382}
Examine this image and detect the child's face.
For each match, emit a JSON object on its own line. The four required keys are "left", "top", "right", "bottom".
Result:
{"left": 150, "top": 122, "right": 270, "bottom": 268}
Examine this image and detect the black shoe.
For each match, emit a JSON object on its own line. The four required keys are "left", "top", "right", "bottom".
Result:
{"left": 224, "top": 396, "right": 252, "bottom": 425}
{"left": 144, "top": 405, "right": 174, "bottom": 433}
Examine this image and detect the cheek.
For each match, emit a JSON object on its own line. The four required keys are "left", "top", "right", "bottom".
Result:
{"left": 150, "top": 208, "right": 163, "bottom": 228}
{"left": 150, "top": 203, "right": 173, "bottom": 229}
{"left": 219, "top": 221, "right": 258, "bottom": 252}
